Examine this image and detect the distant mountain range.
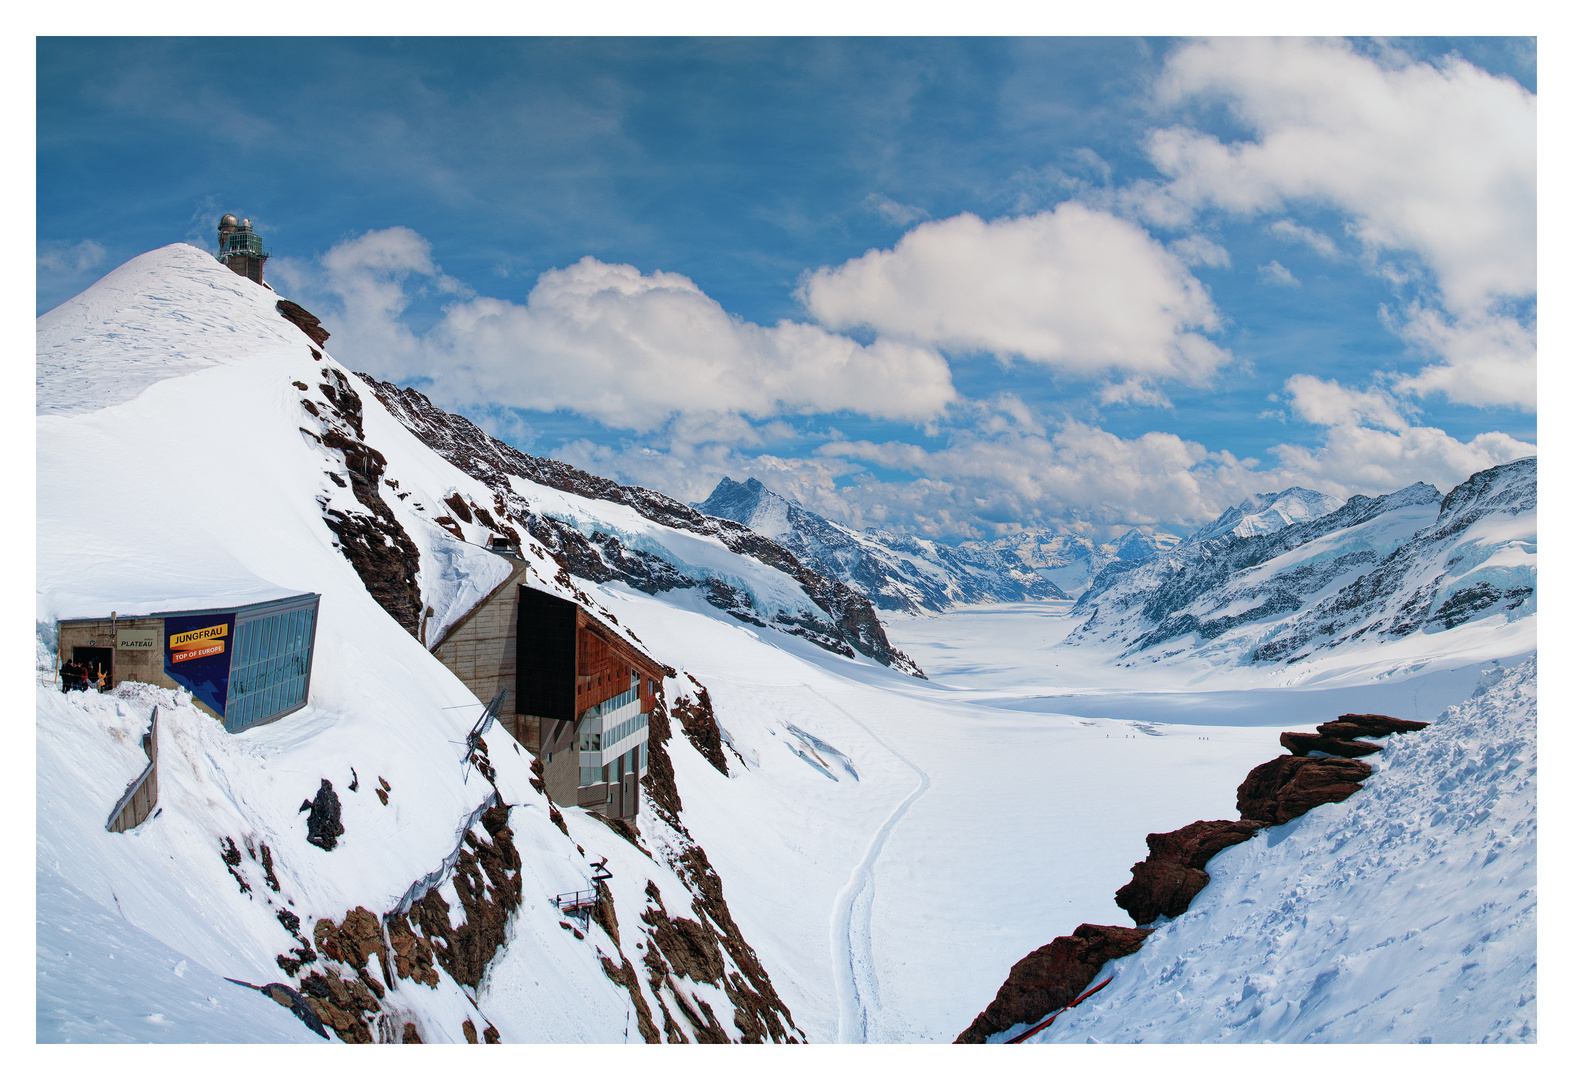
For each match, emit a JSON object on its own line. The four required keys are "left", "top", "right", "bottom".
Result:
{"left": 695, "top": 477, "right": 1068, "bottom": 613}
{"left": 692, "top": 479, "right": 1355, "bottom": 613}
{"left": 1066, "top": 458, "right": 1536, "bottom": 667}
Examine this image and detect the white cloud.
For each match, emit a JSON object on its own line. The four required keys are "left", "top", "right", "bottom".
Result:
{"left": 547, "top": 388, "right": 1535, "bottom": 543}
{"left": 1269, "top": 422, "right": 1535, "bottom": 498}
{"left": 1283, "top": 374, "right": 1407, "bottom": 431}
{"left": 862, "top": 193, "right": 929, "bottom": 226}
{"left": 798, "top": 202, "right": 1231, "bottom": 384}
{"left": 37, "top": 239, "right": 107, "bottom": 275}
{"left": 1170, "top": 234, "right": 1232, "bottom": 267}
{"left": 1147, "top": 38, "right": 1536, "bottom": 410}
{"left": 312, "top": 229, "right": 958, "bottom": 432}
{"left": 1392, "top": 306, "right": 1537, "bottom": 410}
{"left": 1273, "top": 372, "right": 1534, "bottom": 495}
{"left": 1100, "top": 378, "right": 1173, "bottom": 409}
{"left": 1258, "top": 260, "right": 1300, "bottom": 287}
{"left": 1269, "top": 219, "right": 1340, "bottom": 259}
{"left": 1152, "top": 38, "right": 1534, "bottom": 315}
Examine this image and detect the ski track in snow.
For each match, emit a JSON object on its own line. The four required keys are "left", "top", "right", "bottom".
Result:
{"left": 815, "top": 686, "right": 932, "bottom": 1044}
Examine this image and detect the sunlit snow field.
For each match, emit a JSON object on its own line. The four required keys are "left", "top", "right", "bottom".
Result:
{"left": 573, "top": 588, "right": 1525, "bottom": 1043}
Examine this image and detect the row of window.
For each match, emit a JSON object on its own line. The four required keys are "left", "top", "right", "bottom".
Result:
{"left": 582, "top": 677, "right": 643, "bottom": 720}
{"left": 577, "top": 710, "right": 649, "bottom": 753}
{"left": 579, "top": 742, "right": 648, "bottom": 788}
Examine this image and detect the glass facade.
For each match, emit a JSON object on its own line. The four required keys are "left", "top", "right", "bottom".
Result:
{"left": 225, "top": 600, "right": 317, "bottom": 733}
{"left": 219, "top": 230, "right": 268, "bottom": 258}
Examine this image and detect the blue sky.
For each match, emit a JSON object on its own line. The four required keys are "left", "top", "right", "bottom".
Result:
{"left": 37, "top": 37, "right": 1537, "bottom": 542}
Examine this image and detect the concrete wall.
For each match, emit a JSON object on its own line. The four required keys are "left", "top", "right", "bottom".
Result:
{"left": 57, "top": 617, "right": 178, "bottom": 696}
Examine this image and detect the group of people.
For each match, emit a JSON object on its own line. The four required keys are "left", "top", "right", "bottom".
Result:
{"left": 60, "top": 658, "right": 108, "bottom": 693}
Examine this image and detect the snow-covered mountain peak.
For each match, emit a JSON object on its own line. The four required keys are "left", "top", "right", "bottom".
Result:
{"left": 692, "top": 476, "right": 1066, "bottom": 612}
{"left": 1113, "top": 527, "right": 1183, "bottom": 562}
{"left": 1065, "top": 460, "right": 1533, "bottom": 673}
{"left": 36, "top": 243, "right": 318, "bottom": 417}
{"left": 1188, "top": 487, "right": 1343, "bottom": 544}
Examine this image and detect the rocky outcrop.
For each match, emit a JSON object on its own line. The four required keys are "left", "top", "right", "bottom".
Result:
{"left": 1279, "top": 731, "right": 1384, "bottom": 757}
{"left": 304, "top": 370, "right": 424, "bottom": 636}
{"left": 1328, "top": 713, "right": 1431, "bottom": 737}
{"left": 299, "top": 779, "right": 344, "bottom": 851}
{"left": 275, "top": 299, "right": 330, "bottom": 346}
{"left": 1113, "top": 819, "right": 1265, "bottom": 926}
{"left": 955, "top": 924, "right": 1152, "bottom": 1043}
{"left": 669, "top": 676, "right": 730, "bottom": 776}
{"left": 638, "top": 692, "right": 802, "bottom": 1042}
{"left": 1236, "top": 755, "right": 1374, "bottom": 825}
{"left": 357, "top": 376, "right": 924, "bottom": 677}
{"left": 957, "top": 711, "right": 1432, "bottom": 1042}
{"left": 404, "top": 799, "right": 522, "bottom": 989}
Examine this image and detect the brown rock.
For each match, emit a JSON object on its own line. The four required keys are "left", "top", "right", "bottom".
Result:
{"left": 1279, "top": 731, "right": 1384, "bottom": 757}
{"left": 670, "top": 676, "right": 730, "bottom": 776}
{"left": 1114, "top": 819, "right": 1263, "bottom": 925}
{"left": 1236, "top": 755, "right": 1372, "bottom": 825}
{"left": 1326, "top": 713, "right": 1430, "bottom": 738}
{"left": 955, "top": 923, "right": 1151, "bottom": 1043}
{"left": 276, "top": 299, "right": 331, "bottom": 346}
{"left": 401, "top": 1022, "right": 422, "bottom": 1043}
{"left": 462, "top": 1018, "right": 478, "bottom": 1044}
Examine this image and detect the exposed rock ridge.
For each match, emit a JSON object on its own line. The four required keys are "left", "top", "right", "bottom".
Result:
{"left": 275, "top": 299, "right": 330, "bottom": 347}
{"left": 638, "top": 685, "right": 804, "bottom": 1041}
{"left": 954, "top": 711, "right": 1429, "bottom": 1043}
{"left": 300, "top": 369, "right": 424, "bottom": 636}
{"left": 356, "top": 377, "right": 923, "bottom": 677}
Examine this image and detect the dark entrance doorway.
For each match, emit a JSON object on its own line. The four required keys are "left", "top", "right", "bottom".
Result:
{"left": 72, "top": 646, "right": 112, "bottom": 692}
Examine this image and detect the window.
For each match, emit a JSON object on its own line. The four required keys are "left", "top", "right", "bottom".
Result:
{"left": 225, "top": 601, "right": 316, "bottom": 733}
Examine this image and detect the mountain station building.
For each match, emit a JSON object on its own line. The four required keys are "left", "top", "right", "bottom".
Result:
{"left": 56, "top": 592, "right": 321, "bottom": 733}
{"left": 431, "top": 567, "right": 661, "bottom": 824}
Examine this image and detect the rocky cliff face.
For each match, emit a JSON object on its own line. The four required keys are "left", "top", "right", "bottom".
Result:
{"left": 358, "top": 379, "right": 923, "bottom": 678}
{"left": 695, "top": 476, "right": 1066, "bottom": 613}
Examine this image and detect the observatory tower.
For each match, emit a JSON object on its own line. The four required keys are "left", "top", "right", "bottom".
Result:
{"left": 216, "top": 214, "right": 269, "bottom": 284}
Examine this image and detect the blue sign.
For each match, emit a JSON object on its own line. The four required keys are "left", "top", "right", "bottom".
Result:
{"left": 163, "top": 612, "right": 236, "bottom": 718}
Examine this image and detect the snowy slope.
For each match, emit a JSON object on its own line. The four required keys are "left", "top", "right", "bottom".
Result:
{"left": 36, "top": 246, "right": 790, "bottom": 1043}
{"left": 1188, "top": 487, "right": 1343, "bottom": 544}
{"left": 1036, "top": 656, "right": 1537, "bottom": 1044}
{"left": 37, "top": 244, "right": 310, "bottom": 417}
{"left": 694, "top": 476, "right": 1065, "bottom": 612}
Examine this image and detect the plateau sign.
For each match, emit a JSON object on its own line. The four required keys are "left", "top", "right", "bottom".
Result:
{"left": 116, "top": 628, "right": 158, "bottom": 650}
